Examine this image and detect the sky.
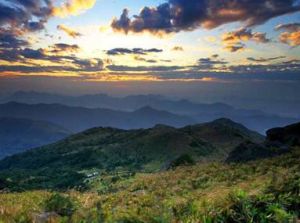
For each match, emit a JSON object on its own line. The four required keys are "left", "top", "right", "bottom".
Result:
{"left": 0, "top": 0, "right": 300, "bottom": 114}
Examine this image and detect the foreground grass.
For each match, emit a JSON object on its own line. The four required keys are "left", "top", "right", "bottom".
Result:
{"left": 0, "top": 147, "right": 299, "bottom": 223}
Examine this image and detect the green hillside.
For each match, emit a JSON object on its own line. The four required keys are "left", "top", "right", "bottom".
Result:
{"left": 0, "top": 118, "right": 263, "bottom": 190}
{"left": 0, "top": 147, "right": 299, "bottom": 222}
{"left": 0, "top": 120, "right": 299, "bottom": 222}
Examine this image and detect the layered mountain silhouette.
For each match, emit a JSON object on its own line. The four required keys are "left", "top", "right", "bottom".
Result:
{"left": 0, "top": 117, "right": 71, "bottom": 159}
{"left": 1, "top": 91, "right": 298, "bottom": 134}
{"left": 0, "top": 118, "right": 264, "bottom": 190}
{"left": 0, "top": 102, "right": 194, "bottom": 133}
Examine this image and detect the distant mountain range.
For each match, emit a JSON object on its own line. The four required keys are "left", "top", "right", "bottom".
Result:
{"left": 0, "top": 102, "right": 194, "bottom": 133}
{"left": 0, "top": 91, "right": 298, "bottom": 134}
{"left": 0, "top": 117, "right": 71, "bottom": 159}
{"left": 0, "top": 118, "right": 264, "bottom": 190}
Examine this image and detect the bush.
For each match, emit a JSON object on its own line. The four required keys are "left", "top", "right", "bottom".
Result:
{"left": 44, "top": 193, "right": 76, "bottom": 217}
{"left": 168, "top": 154, "right": 195, "bottom": 169}
{"left": 220, "top": 189, "right": 297, "bottom": 223}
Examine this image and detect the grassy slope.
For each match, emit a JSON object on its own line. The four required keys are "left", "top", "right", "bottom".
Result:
{"left": 0, "top": 147, "right": 299, "bottom": 223}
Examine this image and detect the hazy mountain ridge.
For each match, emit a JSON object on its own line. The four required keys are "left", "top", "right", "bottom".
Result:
{"left": 0, "top": 117, "right": 71, "bottom": 159}
{"left": 1, "top": 91, "right": 298, "bottom": 134}
{"left": 0, "top": 102, "right": 194, "bottom": 133}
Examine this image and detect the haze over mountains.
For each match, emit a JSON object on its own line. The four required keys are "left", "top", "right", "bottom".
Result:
{"left": 0, "top": 91, "right": 298, "bottom": 134}
{"left": 0, "top": 117, "right": 71, "bottom": 159}
{"left": 0, "top": 102, "right": 194, "bottom": 133}
{"left": 0, "top": 91, "right": 298, "bottom": 159}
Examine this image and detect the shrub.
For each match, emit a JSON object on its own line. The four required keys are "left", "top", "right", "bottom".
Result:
{"left": 44, "top": 193, "right": 76, "bottom": 217}
{"left": 220, "top": 189, "right": 297, "bottom": 223}
{"left": 168, "top": 154, "right": 195, "bottom": 169}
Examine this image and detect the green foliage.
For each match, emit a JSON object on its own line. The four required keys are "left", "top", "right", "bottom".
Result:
{"left": 0, "top": 120, "right": 264, "bottom": 191}
{"left": 1, "top": 147, "right": 299, "bottom": 223}
{"left": 168, "top": 154, "right": 195, "bottom": 169}
{"left": 13, "top": 213, "right": 32, "bottom": 223}
{"left": 220, "top": 184, "right": 298, "bottom": 223}
{"left": 44, "top": 193, "right": 76, "bottom": 217}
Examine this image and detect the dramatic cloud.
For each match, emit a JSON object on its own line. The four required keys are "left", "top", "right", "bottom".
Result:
{"left": 106, "top": 48, "right": 163, "bottom": 56}
{"left": 172, "top": 46, "right": 184, "bottom": 51}
{"left": 0, "top": 45, "right": 104, "bottom": 73}
{"left": 0, "top": 0, "right": 53, "bottom": 34}
{"left": 229, "top": 59, "right": 300, "bottom": 74}
{"left": 134, "top": 56, "right": 158, "bottom": 63}
{"left": 275, "top": 23, "right": 300, "bottom": 32}
{"left": 224, "top": 43, "right": 246, "bottom": 53}
{"left": 72, "top": 58, "right": 104, "bottom": 72}
{"left": 0, "top": 32, "right": 29, "bottom": 49}
{"left": 247, "top": 56, "right": 286, "bottom": 63}
{"left": 49, "top": 43, "right": 80, "bottom": 54}
{"left": 223, "top": 28, "right": 270, "bottom": 44}
{"left": 194, "top": 56, "right": 228, "bottom": 70}
{"left": 53, "top": 0, "right": 97, "bottom": 17}
{"left": 107, "top": 65, "right": 183, "bottom": 72}
{"left": 111, "top": 0, "right": 300, "bottom": 34}
{"left": 279, "top": 31, "right": 300, "bottom": 47}
{"left": 0, "top": 61, "right": 103, "bottom": 74}
{"left": 222, "top": 28, "right": 270, "bottom": 52}
{"left": 275, "top": 23, "right": 300, "bottom": 47}
{"left": 57, "top": 25, "right": 82, "bottom": 38}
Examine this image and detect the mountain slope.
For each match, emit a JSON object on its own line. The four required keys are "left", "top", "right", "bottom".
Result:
{"left": 0, "top": 146, "right": 299, "bottom": 222}
{"left": 226, "top": 121, "right": 300, "bottom": 163}
{"left": 0, "top": 119, "right": 263, "bottom": 190}
{"left": 0, "top": 117, "right": 71, "bottom": 159}
{"left": 0, "top": 102, "right": 194, "bottom": 132}
{"left": 267, "top": 121, "right": 300, "bottom": 146}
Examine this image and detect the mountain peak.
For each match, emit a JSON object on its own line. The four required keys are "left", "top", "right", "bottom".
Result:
{"left": 212, "top": 118, "right": 237, "bottom": 124}
{"left": 135, "top": 106, "right": 160, "bottom": 113}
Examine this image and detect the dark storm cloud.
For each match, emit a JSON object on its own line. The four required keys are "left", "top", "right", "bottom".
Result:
{"left": 106, "top": 48, "right": 163, "bottom": 56}
{"left": 111, "top": 0, "right": 300, "bottom": 34}
{"left": 247, "top": 56, "right": 286, "bottom": 63}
